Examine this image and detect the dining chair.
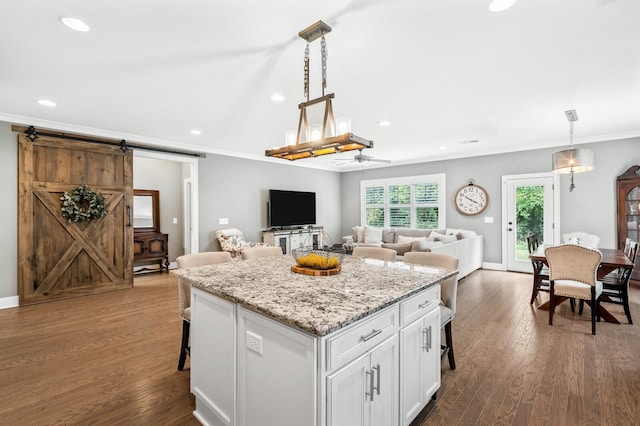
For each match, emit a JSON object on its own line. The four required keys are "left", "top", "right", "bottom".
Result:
{"left": 545, "top": 244, "right": 603, "bottom": 335}
{"left": 527, "top": 233, "right": 550, "bottom": 304}
{"left": 175, "top": 251, "right": 234, "bottom": 370}
{"left": 600, "top": 240, "right": 638, "bottom": 324}
{"left": 241, "top": 246, "right": 284, "bottom": 260}
{"left": 560, "top": 231, "right": 600, "bottom": 248}
{"left": 403, "top": 251, "right": 459, "bottom": 370}
{"left": 352, "top": 246, "right": 397, "bottom": 261}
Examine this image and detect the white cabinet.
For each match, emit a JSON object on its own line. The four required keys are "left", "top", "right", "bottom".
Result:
{"left": 399, "top": 289, "right": 441, "bottom": 426}
{"left": 262, "top": 227, "right": 323, "bottom": 254}
{"left": 191, "top": 284, "right": 440, "bottom": 426}
{"left": 237, "top": 308, "right": 316, "bottom": 426}
{"left": 191, "top": 288, "right": 316, "bottom": 426}
{"left": 191, "top": 288, "right": 236, "bottom": 426}
{"left": 327, "top": 334, "right": 399, "bottom": 426}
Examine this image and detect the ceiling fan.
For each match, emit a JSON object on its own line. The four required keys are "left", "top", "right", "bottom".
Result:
{"left": 334, "top": 149, "right": 391, "bottom": 166}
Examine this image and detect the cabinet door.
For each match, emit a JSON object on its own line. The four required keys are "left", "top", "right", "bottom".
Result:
{"left": 327, "top": 354, "right": 369, "bottom": 426}
{"left": 370, "top": 335, "right": 399, "bottom": 426}
{"left": 399, "top": 317, "right": 425, "bottom": 425}
{"left": 191, "top": 288, "right": 236, "bottom": 426}
{"left": 290, "top": 232, "right": 306, "bottom": 251}
{"left": 421, "top": 307, "right": 441, "bottom": 401}
{"left": 400, "top": 307, "right": 440, "bottom": 426}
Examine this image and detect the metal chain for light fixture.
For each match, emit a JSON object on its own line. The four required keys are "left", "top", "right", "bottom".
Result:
{"left": 321, "top": 35, "right": 327, "bottom": 95}
{"left": 568, "top": 117, "right": 576, "bottom": 191}
{"left": 265, "top": 20, "right": 373, "bottom": 161}
{"left": 304, "top": 43, "right": 310, "bottom": 101}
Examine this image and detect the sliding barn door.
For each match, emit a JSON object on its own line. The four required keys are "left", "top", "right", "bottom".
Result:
{"left": 18, "top": 133, "right": 133, "bottom": 305}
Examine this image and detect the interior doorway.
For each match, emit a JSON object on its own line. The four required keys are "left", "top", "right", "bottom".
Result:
{"left": 502, "top": 173, "right": 559, "bottom": 272}
{"left": 134, "top": 151, "right": 199, "bottom": 263}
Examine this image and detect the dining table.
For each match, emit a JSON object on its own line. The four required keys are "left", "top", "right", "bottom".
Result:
{"left": 529, "top": 244, "right": 634, "bottom": 324}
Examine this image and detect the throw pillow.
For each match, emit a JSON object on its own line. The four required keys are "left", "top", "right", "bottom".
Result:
{"left": 411, "top": 240, "right": 444, "bottom": 252}
{"left": 394, "top": 242, "right": 414, "bottom": 255}
{"left": 430, "top": 231, "right": 447, "bottom": 239}
{"left": 364, "top": 226, "right": 383, "bottom": 244}
{"left": 352, "top": 226, "right": 365, "bottom": 243}
{"left": 433, "top": 234, "right": 458, "bottom": 244}
{"left": 382, "top": 228, "right": 396, "bottom": 243}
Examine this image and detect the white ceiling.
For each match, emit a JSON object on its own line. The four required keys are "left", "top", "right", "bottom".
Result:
{"left": 1, "top": 0, "right": 639, "bottom": 171}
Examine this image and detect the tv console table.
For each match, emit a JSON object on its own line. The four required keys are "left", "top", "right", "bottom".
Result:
{"left": 262, "top": 227, "right": 323, "bottom": 254}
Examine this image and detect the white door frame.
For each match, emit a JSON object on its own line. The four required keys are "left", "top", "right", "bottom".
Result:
{"left": 134, "top": 150, "right": 199, "bottom": 255}
{"left": 501, "top": 172, "right": 560, "bottom": 271}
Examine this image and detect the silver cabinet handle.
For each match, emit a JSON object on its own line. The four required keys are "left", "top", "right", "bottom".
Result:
{"left": 366, "top": 369, "right": 374, "bottom": 401}
{"left": 418, "top": 300, "right": 434, "bottom": 309}
{"left": 360, "top": 328, "right": 382, "bottom": 342}
{"left": 422, "top": 328, "right": 429, "bottom": 351}
{"left": 422, "top": 326, "right": 433, "bottom": 351}
{"left": 372, "top": 363, "right": 381, "bottom": 396}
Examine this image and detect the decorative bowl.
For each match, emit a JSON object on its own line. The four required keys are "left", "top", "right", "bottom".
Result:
{"left": 292, "top": 247, "right": 344, "bottom": 270}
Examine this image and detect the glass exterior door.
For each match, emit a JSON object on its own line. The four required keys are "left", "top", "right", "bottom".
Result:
{"left": 505, "top": 175, "right": 555, "bottom": 273}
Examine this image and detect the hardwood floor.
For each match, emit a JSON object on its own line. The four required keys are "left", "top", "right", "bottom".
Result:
{"left": 424, "top": 270, "right": 640, "bottom": 426}
{"left": 0, "top": 270, "right": 638, "bottom": 425}
{"left": 0, "top": 274, "right": 198, "bottom": 426}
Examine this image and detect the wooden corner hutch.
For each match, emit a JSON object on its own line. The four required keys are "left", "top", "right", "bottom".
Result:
{"left": 616, "top": 165, "right": 640, "bottom": 283}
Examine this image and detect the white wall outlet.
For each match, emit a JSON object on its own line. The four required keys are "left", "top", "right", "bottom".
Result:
{"left": 246, "top": 331, "right": 263, "bottom": 355}
{"left": 219, "top": 218, "right": 229, "bottom": 225}
{"left": 484, "top": 216, "right": 494, "bottom": 224}
{"left": 172, "top": 217, "right": 178, "bottom": 224}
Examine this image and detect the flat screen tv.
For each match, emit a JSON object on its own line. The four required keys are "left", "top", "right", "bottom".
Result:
{"left": 269, "top": 189, "right": 316, "bottom": 228}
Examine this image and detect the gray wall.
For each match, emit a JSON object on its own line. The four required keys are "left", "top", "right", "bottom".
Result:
{"left": 133, "top": 156, "right": 184, "bottom": 262}
{"left": 341, "top": 137, "right": 640, "bottom": 264}
{"left": 1, "top": 115, "right": 637, "bottom": 300}
{"left": 0, "top": 121, "right": 17, "bottom": 299}
{"left": 198, "top": 155, "right": 342, "bottom": 251}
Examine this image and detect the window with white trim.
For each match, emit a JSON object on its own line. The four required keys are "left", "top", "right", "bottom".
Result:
{"left": 360, "top": 174, "right": 446, "bottom": 229}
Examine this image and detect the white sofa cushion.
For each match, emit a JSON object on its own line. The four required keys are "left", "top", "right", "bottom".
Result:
{"left": 396, "top": 235, "right": 427, "bottom": 244}
{"left": 411, "top": 240, "right": 444, "bottom": 252}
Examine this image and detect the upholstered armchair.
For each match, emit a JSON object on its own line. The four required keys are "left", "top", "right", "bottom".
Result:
{"left": 175, "top": 251, "right": 233, "bottom": 370}
{"left": 215, "top": 228, "right": 266, "bottom": 258}
{"left": 561, "top": 231, "right": 600, "bottom": 248}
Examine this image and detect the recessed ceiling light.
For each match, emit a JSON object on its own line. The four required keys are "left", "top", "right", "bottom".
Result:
{"left": 270, "top": 93, "right": 285, "bottom": 102}
{"left": 378, "top": 120, "right": 391, "bottom": 127}
{"left": 38, "top": 99, "right": 56, "bottom": 107}
{"left": 460, "top": 139, "right": 480, "bottom": 144}
{"left": 439, "top": 146, "right": 448, "bottom": 150}
{"left": 488, "top": 0, "right": 516, "bottom": 12}
{"left": 59, "top": 15, "right": 90, "bottom": 32}
{"left": 190, "top": 129, "right": 202, "bottom": 135}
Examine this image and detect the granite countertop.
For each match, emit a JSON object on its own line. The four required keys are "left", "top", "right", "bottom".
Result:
{"left": 172, "top": 255, "right": 457, "bottom": 336}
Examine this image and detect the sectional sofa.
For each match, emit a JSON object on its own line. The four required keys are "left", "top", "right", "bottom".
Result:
{"left": 345, "top": 226, "right": 484, "bottom": 279}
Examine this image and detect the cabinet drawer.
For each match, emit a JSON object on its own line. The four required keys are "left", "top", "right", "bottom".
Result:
{"left": 325, "top": 305, "right": 399, "bottom": 371}
{"left": 400, "top": 285, "right": 440, "bottom": 326}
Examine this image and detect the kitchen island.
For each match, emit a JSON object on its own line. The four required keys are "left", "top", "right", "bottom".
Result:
{"left": 173, "top": 254, "right": 457, "bottom": 426}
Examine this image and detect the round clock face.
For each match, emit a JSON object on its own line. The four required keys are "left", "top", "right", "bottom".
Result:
{"left": 455, "top": 184, "right": 488, "bottom": 215}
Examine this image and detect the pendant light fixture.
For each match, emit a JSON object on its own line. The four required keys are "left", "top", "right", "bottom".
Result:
{"left": 265, "top": 20, "right": 373, "bottom": 161}
{"left": 552, "top": 110, "right": 594, "bottom": 192}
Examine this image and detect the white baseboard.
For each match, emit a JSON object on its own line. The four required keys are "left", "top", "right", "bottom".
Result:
{"left": 482, "top": 262, "right": 506, "bottom": 271}
{"left": 0, "top": 295, "right": 19, "bottom": 310}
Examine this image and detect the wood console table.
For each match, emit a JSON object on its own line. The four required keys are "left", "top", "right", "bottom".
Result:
{"left": 133, "top": 231, "right": 169, "bottom": 273}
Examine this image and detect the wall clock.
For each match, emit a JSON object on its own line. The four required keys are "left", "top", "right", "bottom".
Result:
{"left": 455, "top": 181, "right": 488, "bottom": 215}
